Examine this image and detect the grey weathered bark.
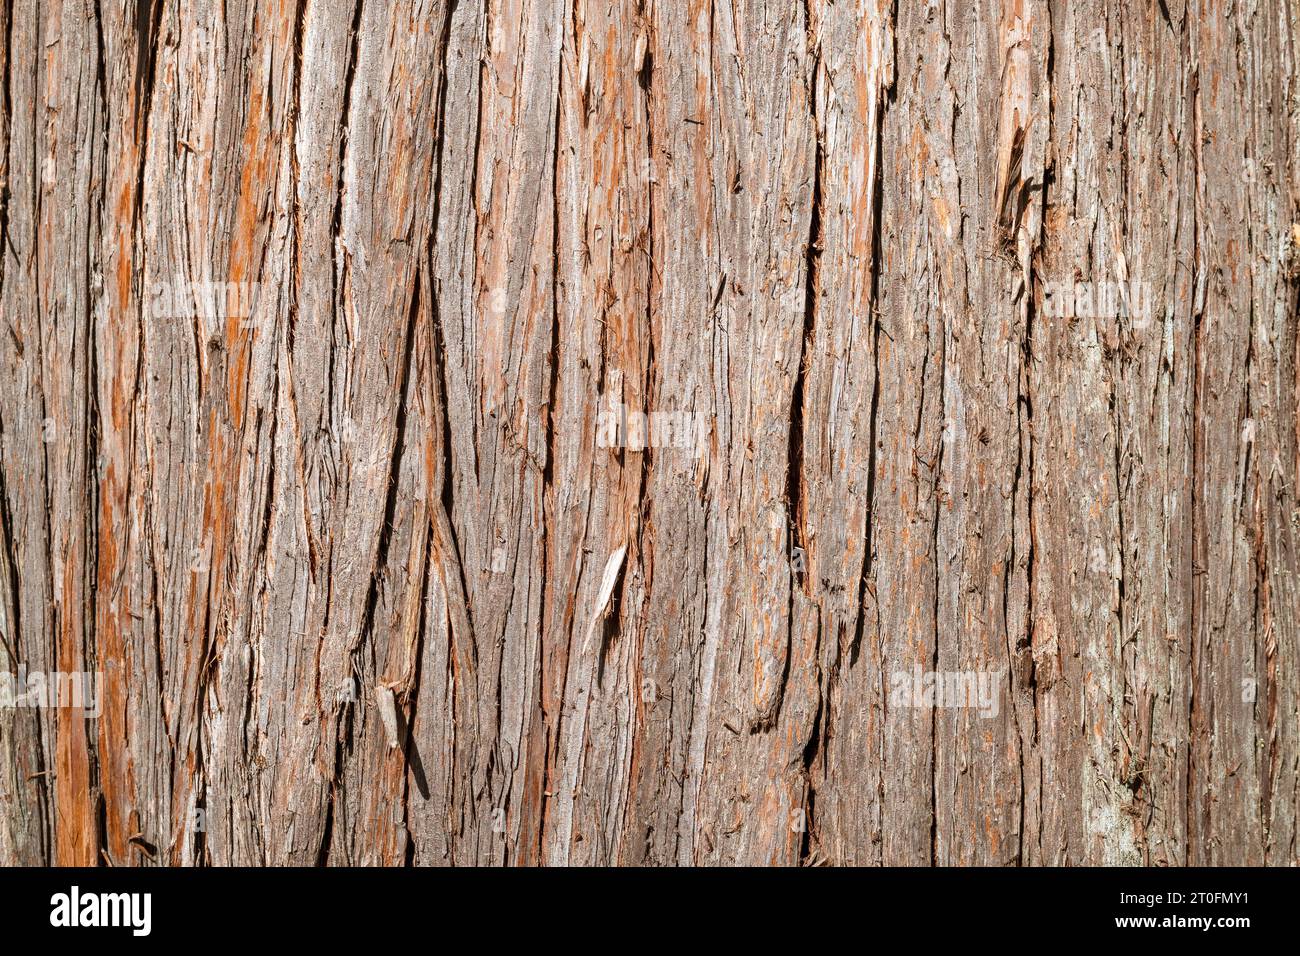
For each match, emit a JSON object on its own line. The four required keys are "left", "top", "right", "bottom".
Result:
{"left": 1, "top": 0, "right": 1297, "bottom": 866}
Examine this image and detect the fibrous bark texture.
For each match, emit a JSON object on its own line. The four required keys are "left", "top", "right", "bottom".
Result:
{"left": 1, "top": 0, "right": 1298, "bottom": 867}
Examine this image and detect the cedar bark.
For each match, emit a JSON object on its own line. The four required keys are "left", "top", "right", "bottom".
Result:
{"left": 0, "top": 0, "right": 1297, "bottom": 866}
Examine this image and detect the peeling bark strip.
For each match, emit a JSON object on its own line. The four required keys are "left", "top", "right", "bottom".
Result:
{"left": 0, "top": 0, "right": 1297, "bottom": 867}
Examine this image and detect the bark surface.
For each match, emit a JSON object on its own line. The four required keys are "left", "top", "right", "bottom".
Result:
{"left": 1, "top": 0, "right": 1298, "bottom": 866}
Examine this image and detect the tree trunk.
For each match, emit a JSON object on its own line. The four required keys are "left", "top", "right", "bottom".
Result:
{"left": 1, "top": 0, "right": 1297, "bottom": 866}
